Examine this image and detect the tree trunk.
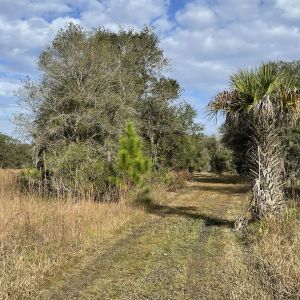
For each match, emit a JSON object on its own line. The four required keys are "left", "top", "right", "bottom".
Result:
{"left": 250, "top": 98, "right": 285, "bottom": 219}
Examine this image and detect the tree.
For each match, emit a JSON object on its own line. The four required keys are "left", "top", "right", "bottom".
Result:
{"left": 16, "top": 23, "right": 198, "bottom": 195}
{"left": 0, "top": 133, "right": 32, "bottom": 168}
{"left": 171, "top": 134, "right": 209, "bottom": 172}
{"left": 139, "top": 89, "right": 202, "bottom": 168}
{"left": 17, "top": 24, "right": 166, "bottom": 157}
{"left": 113, "top": 122, "right": 151, "bottom": 202}
{"left": 208, "top": 63, "right": 300, "bottom": 221}
{"left": 205, "top": 136, "right": 234, "bottom": 174}
{"left": 276, "top": 60, "right": 300, "bottom": 189}
{"left": 282, "top": 119, "right": 300, "bottom": 192}
{"left": 220, "top": 120, "right": 252, "bottom": 175}
{"left": 220, "top": 60, "right": 300, "bottom": 181}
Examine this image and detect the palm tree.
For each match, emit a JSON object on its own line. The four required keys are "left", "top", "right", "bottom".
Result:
{"left": 208, "top": 63, "right": 300, "bottom": 223}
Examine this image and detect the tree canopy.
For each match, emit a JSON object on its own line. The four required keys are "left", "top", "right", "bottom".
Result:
{"left": 16, "top": 23, "right": 203, "bottom": 195}
{"left": 0, "top": 133, "right": 32, "bottom": 168}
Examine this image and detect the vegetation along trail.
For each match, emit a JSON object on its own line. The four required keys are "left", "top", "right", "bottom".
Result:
{"left": 2, "top": 23, "right": 300, "bottom": 300}
{"left": 39, "top": 174, "right": 252, "bottom": 300}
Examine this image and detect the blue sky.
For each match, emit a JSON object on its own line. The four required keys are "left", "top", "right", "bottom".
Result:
{"left": 1, "top": 0, "right": 300, "bottom": 137}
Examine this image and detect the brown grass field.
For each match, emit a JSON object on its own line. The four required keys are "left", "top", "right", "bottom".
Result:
{"left": 0, "top": 169, "right": 151, "bottom": 298}
{"left": 0, "top": 169, "right": 299, "bottom": 299}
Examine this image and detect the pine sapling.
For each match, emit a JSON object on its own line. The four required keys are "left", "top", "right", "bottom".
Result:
{"left": 113, "top": 122, "right": 151, "bottom": 203}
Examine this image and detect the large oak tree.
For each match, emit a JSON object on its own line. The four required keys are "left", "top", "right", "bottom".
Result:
{"left": 16, "top": 23, "right": 198, "bottom": 195}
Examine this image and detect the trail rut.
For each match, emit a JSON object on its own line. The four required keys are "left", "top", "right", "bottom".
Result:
{"left": 38, "top": 175, "right": 248, "bottom": 299}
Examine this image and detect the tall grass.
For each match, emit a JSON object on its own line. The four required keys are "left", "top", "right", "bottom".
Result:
{"left": 246, "top": 208, "right": 300, "bottom": 299}
{"left": 0, "top": 169, "right": 148, "bottom": 299}
{"left": 1, "top": 170, "right": 299, "bottom": 299}
{"left": 218, "top": 203, "right": 300, "bottom": 299}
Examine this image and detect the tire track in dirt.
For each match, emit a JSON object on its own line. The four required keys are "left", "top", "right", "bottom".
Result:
{"left": 38, "top": 175, "right": 248, "bottom": 299}
{"left": 38, "top": 217, "right": 165, "bottom": 299}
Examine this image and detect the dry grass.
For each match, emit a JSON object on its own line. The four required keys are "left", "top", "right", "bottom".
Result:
{"left": 246, "top": 208, "right": 300, "bottom": 299}
{"left": 184, "top": 174, "right": 300, "bottom": 299}
{"left": 0, "top": 169, "right": 149, "bottom": 299}
{"left": 1, "top": 170, "right": 299, "bottom": 299}
{"left": 216, "top": 201, "right": 300, "bottom": 299}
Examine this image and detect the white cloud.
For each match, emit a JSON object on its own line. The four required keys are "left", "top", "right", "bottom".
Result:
{"left": 161, "top": 0, "right": 300, "bottom": 95}
{"left": 276, "top": 0, "right": 300, "bottom": 19}
{"left": 0, "top": 0, "right": 168, "bottom": 75}
{"left": 175, "top": 3, "right": 216, "bottom": 28}
{"left": 0, "top": 0, "right": 72, "bottom": 20}
{"left": 0, "top": 15, "right": 80, "bottom": 74}
{"left": 0, "top": 80, "right": 19, "bottom": 135}
{"left": 152, "top": 16, "right": 174, "bottom": 33}
{"left": 80, "top": 0, "right": 168, "bottom": 29}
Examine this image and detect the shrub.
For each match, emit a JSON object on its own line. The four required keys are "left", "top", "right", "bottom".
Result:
{"left": 18, "top": 168, "right": 42, "bottom": 193}
{"left": 156, "top": 170, "right": 190, "bottom": 192}
{"left": 45, "top": 142, "right": 112, "bottom": 199}
{"left": 210, "top": 147, "right": 233, "bottom": 174}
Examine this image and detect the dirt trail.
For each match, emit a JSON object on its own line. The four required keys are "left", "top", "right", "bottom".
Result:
{"left": 39, "top": 175, "right": 249, "bottom": 299}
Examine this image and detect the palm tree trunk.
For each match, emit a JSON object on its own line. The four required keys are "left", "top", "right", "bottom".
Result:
{"left": 250, "top": 99, "right": 284, "bottom": 219}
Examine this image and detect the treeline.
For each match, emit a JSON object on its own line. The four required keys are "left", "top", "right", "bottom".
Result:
{"left": 15, "top": 24, "right": 233, "bottom": 197}
{"left": 11, "top": 23, "right": 300, "bottom": 208}
{"left": 0, "top": 129, "right": 235, "bottom": 176}
{"left": 0, "top": 133, "right": 32, "bottom": 168}
{"left": 172, "top": 134, "right": 233, "bottom": 174}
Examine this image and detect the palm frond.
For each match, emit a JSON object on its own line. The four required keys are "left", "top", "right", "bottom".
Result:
{"left": 207, "top": 90, "right": 241, "bottom": 119}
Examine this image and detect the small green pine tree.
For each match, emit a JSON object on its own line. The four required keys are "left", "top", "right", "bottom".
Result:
{"left": 113, "top": 122, "right": 151, "bottom": 201}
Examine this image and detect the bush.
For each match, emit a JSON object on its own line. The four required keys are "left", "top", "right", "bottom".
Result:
{"left": 45, "top": 142, "right": 112, "bottom": 199}
{"left": 210, "top": 147, "right": 234, "bottom": 174}
{"left": 18, "top": 168, "right": 42, "bottom": 193}
{"left": 155, "top": 170, "right": 190, "bottom": 192}
{"left": 0, "top": 133, "right": 32, "bottom": 169}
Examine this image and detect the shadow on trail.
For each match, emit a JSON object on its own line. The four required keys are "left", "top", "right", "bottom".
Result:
{"left": 145, "top": 203, "right": 235, "bottom": 228}
{"left": 193, "top": 174, "right": 248, "bottom": 185}
{"left": 138, "top": 174, "right": 249, "bottom": 229}
{"left": 188, "top": 184, "right": 250, "bottom": 195}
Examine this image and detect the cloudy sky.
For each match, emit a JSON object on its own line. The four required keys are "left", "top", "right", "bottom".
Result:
{"left": 1, "top": 0, "right": 300, "bottom": 136}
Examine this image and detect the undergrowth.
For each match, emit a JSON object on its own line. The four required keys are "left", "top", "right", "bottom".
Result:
{"left": 218, "top": 203, "right": 300, "bottom": 299}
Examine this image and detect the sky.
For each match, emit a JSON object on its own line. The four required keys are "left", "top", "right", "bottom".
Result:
{"left": 1, "top": 0, "right": 300, "bottom": 137}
